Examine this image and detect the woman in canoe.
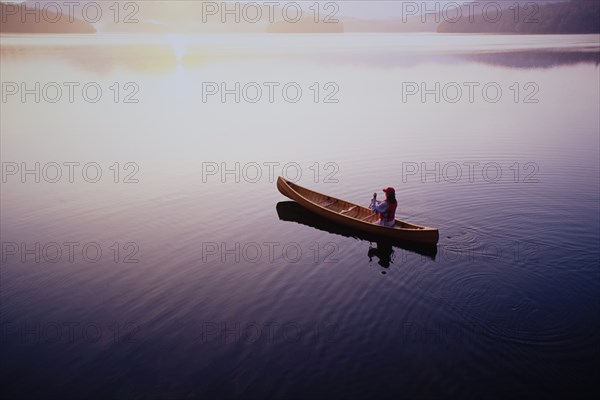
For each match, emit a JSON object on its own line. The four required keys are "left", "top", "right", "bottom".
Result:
{"left": 370, "top": 187, "right": 398, "bottom": 227}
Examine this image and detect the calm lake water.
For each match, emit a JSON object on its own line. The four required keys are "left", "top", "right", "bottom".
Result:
{"left": 1, "top": 34, "right": 599, "bottom": 399}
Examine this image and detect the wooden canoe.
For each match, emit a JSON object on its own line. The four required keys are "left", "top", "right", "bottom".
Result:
{"left": 277, "top": 176, "right": 439, "bottom": 244}
{"left": 276, "top": 201, "right": 438, "bottom": 259}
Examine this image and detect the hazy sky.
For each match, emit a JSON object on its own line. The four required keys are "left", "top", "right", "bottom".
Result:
{"left": 1, "top": 1, "right": 562, "bottom": 21}
{"left": 229, "top": 1, "right": 474, "bottom": 19}
{"left": 220, "top": 0, "right": 518, "bottom": 20}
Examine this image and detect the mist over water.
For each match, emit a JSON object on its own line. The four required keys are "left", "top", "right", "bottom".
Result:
{"left": 1, "top": 34, "right": 599, "bottom": 399}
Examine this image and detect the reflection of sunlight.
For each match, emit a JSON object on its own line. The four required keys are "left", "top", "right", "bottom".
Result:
{"left": 162, "top": 34, "right": 190, "bottom": 79}
{"left": 166, "top": 34, "right": 189, "bottom": 63}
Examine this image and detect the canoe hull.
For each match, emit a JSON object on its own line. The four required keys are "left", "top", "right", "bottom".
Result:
{"left": 277, "top": 177, "right": 439, "bottom": 244}
{"left": 277, "top": 201, "right": 438, "bottom": 259}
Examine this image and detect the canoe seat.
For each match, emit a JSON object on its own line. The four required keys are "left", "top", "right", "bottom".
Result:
{"left": 340, "top": 206, "right": 359, "bottom": 217}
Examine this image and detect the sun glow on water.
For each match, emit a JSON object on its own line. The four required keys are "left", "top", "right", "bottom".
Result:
{"left": 166, "top": 34, "right": 189, "bottom": 62}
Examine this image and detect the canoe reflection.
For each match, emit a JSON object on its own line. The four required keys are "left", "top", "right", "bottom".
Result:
{"left": 276, "top": 201, "right": 437, "bottom": 262}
